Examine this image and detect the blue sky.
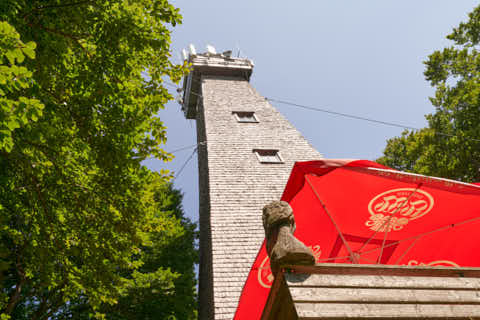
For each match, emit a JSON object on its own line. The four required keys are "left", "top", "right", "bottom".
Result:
{"left": 143, "top": 1, "right": 479, "bottom": 222}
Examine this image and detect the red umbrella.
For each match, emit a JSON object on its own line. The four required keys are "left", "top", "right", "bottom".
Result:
{"left": 234, "top": 159, "right": 480, "bottom": 319}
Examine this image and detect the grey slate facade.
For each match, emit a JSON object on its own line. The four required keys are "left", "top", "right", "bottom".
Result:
{"left": 182, "top": 52, "right": 322, "bottom": 320}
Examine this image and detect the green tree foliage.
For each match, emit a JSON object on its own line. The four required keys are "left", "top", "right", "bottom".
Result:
{"left": 0, "top": 1, "right": 196, "bottom": 319}
{"left": 378, "top": 5, "right": 480, "bottom": 182}
{"left": 58, "top": 177, "right": 197, "bottom": 320}
{"left": 0, "top": 21, "right": 43, "bottom": 152}
{"left": 96, "top": 179, "right": 197, "bottom": 320}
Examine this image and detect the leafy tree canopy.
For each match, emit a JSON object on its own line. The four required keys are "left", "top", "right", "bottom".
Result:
{"left": 378, "top": 5, "right": 480, "bottom": 182}
{"left": 95, "top": 180, "right": 197, "bottom": 320}
{"left": 0, "top": 1, "right": 195, "bottom": 319}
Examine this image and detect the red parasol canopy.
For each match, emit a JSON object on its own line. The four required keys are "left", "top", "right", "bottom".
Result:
{"left": 234, "top": 159, "right": 480, "bottom": 319}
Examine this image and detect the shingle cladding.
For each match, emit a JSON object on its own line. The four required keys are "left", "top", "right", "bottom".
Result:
{"left": 192, "top": 61, "right": 322, "bottom": 319}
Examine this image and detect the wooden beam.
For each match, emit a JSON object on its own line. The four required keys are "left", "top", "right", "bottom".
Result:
{"left": 295, "top": 303, "right": 480, "bottom": 319}
{"left": 289, "top": 287, "right": 480, "bottom": 303}
{"left": 285, "top": 273, "right": 480, "bottom": 290}
{"left": 283, "top": 263, "right": 480, "bottom": 278}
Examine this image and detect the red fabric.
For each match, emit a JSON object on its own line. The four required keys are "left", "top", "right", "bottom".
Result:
{"left": 234, "top": 160, "right": 480, "bottom": 320}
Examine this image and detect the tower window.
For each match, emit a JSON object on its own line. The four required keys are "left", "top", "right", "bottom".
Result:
{"left": 253, "top": 149, "right": 284, "bottom": 164}
{"left": 233, "top": 111, "right": 258, "bottom": 123}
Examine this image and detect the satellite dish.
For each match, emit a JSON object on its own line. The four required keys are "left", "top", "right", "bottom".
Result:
{"left": 189, "top": 44, "right": 196, "bottom": 55}
{"left": 182, "top": 49, "right": 188, "bottom": 60}
{"left": 206, "top": 44, "right": 216, "bottom": 55}
{"left": 175, "top": 94, "right": 183, "bottom": 106}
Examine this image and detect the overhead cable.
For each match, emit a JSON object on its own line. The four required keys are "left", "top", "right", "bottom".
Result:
{"left": 168, "top": 141, "right": 206, "bottom": 154}
{"left": 162, "top": 82, "right": 480, "bottom": 144}
{"left": 266, "top": 97, "right": 480, "bottom": 143}
{"left": 266, "top": 98, "right": 418, "bottom": 131}
{"left": 174, "top": 147, "right": 198, "bottom": 180}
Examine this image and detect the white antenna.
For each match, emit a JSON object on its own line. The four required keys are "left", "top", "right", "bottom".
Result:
{"left": 206, "top": 44, "right": 216, "bottom": 55}
{"left": 189, "top": 44, "right": 196, "bottom": 55}
{"left": 182, "top": 48, "right": 188, "bottom": 60}
{"left": 175, "top": 94, "right": 183, "bottom": 106}
{"left": 236, "top": 43, "right": 241, "bottom": 58}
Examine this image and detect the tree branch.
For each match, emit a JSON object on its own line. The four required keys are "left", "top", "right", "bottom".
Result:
{"left": 26, "top": 164, "right": 64, "bottom": 252}
{"left": 22, "top": 1, "right": 94, "bottom": 20}
{"left": 4, "top": 258, "right": 26, "bottom": 314}
{"left": 25, "top": 22, "right": 92, "bottom": 58}
{"left": 27, "top": 22, "right": 82, "bottom": 40}
{"left": 35, "top": 1, "right": 94, "bottom": 10}
{"left": 32, "top": 280, "right": 67, "bottom": 320}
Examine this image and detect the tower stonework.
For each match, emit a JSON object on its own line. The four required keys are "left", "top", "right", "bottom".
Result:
{"left": 182, "top": 52, "right": 322, "bottom": 319}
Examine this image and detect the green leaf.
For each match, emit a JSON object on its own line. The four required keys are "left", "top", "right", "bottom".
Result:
{"left": 4, "top": 51, "right": 14, "bottom": 65}
{"left": 23, "top": 41, "right": 36, "bottom": 59}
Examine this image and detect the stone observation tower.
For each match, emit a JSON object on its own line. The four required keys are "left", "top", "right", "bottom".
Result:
{"left": 181, "top": 47, "right": 322, "bottom": 320}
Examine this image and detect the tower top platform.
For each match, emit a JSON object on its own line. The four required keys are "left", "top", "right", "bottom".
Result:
{"left": 182, "top": 51, "right": 254, "bottom": 119}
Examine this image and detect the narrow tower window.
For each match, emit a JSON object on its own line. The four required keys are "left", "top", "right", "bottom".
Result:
{"left": 233, "top": 111, "right": 258, "bottom": 123}
{"left": 253, "top": 149, "right": 284, "bottom": 164}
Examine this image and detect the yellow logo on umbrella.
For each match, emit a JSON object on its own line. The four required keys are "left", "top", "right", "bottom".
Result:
{"left": 366, "top": 188, "right": 434, "bottom": 232}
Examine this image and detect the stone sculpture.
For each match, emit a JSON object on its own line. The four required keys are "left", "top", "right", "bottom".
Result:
{"left": 262, "top": 201, "right": 315, "bottom": 273}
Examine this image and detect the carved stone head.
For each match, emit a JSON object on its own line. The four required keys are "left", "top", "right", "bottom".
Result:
{"left": 262, "top": 201, "right": 315, "bottom": 273}
{"left": 262, "top": 201, "right": 295, "bottom": 236}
